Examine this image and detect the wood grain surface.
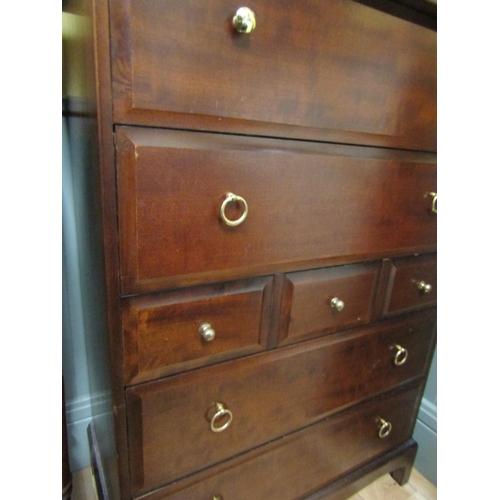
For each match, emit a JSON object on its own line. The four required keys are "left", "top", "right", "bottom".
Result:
{"left": 116, "top": 127, "right": 437, "bottom": 294}
{"left": 109, "top": 0, "right": 436, "bottom": 151}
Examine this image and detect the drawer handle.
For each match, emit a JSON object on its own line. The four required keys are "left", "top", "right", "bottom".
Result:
{"left": 220, "top": 192, "right": 249, "bottom": 227}
{"left": 428, "top": 191, "right": 437, "bottom": 214}
{"left": 233, "top": 7, "right": 256, "bottom": 33}
{"left": 417, "top": 281, "right": 432, "bottom": 294}
{"left": 210, "top": 403, "right": 233, "bottom": 433}
{"left": 392, "top": 344, "right": 408, "bottom": 366}
{"left": 212, "top": 496, "right": 222, "bottom": 500}
{"left": 330, "top": 297, "right": 345, "bottom": 311}
{"left": 377, "top": 417, "right": 392, "bottom": 438}
{"left": 199, "top": 323, "right": 216, "bottom": 342}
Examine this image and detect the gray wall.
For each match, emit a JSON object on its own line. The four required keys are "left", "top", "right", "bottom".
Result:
{"left": 62, "top": 113, "right": 93, "bottom": 471}
{"left": 413, "top": 348, "right": 437, "bottom": 485}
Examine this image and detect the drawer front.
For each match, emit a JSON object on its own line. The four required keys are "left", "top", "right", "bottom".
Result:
{"left": 139, "top": 384, "right": 423, "bottom": 500}
{"left": 110, "top": 0, "right": 436, "bottom": 151}
{"left": 122, "top": 277, "right": 273, "bottom": 385}
{"left": 381, "top": 254, "right": 437, "bottom": 316}
{"left": 278, "top": 263, "right": 381, "bottom": 346}
{"left": 116, "top": 128, "right": 437, "bottom": 294}
{"left": 127, "top": 312, "right": 435, "bottom": 495}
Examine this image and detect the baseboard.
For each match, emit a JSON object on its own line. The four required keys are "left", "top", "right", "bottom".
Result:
{"left": 413, "top": 418, "right": 437, "bottom": 486}
{"left": 65, "top": 393, "right": 111, "bottom": 471}
{"left": 65, "top": 395, "right": 92, "bottom": 471}
{"left": 417, "top": 396, "right": 437, "bottom": 432}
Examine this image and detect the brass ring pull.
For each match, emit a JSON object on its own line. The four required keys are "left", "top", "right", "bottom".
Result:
{"left": 428, "top": 191, "right": 437, "bottom": 214}
{"left": 392, "top": 344, "right": 408, "bottom": 366}
{"left": 220, "top": 192, "right": 248, "bottom": 227}
{"left": 233, "top": 7, "right": 256, "bottom": 33}
{"left": 377, "top": 418, "right": 392, "bottom": 439}
{"left": 330, "top": 297, "right": 344, "bottom": 311}
{"left": 210, "top": 403, "right": 233, "bottom": 433}
{"left": 199, "top": 323, "right": 216, "bottom": 342}
{"left": 417, "top": 281, "right": 432, "bottom": 294}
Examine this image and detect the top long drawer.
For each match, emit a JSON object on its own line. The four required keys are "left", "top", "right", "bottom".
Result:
{"left": 116, "top": 127, "right": 436, "bottom": 294}
{"left": 109, "top": 0, "right": 436, "bottom": 151}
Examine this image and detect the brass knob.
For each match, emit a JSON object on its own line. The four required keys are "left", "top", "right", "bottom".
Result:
{"left": 417, "top": 281, "right": 432, "bottom": 294}
{"left": 392, "top": 344, "right": 408, "bottom": 366}
{"left": 212, "top": 496, "right": 222, "bottom": 500}
{"left": 428, "top": 191, "right": 437, "bottom": 214}
{"left": 330, "top": 297, "right": 344, "bottom": 311}
{"left": 199, "top": 323, "right": 216, "bottom": 342}
{"left": 210, "top": 403, "right": 233, "bottom": 433}
{"left": 232, "top": 7, "right": 256, "bottom": 33}
{"left": 377, "top": 418, "right": 392, "bottom": 439}
{"left": 220, "top": 192, "right": 248, "bottom": 227}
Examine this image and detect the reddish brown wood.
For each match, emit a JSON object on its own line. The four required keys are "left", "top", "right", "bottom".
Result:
{"left": 126, "top": 311, "right": 435, "bottom": 495}
{"left": 109, "top": 0, "right": 436, "bottom": 151}
{"left": 278, "top": 262, "right": 381, "bottom": 346}
{"left": 134, "top": 384, "right": 423, "bottom": 500}
{"left": 122, "top": 277, "right": 273, "bottom": 384}
{"left": 78, "top": 1, "right": 438, "bottom": 498}
{"left": 116, "top": 127, "right": 437, "bottom": 294}
{"left": 307, "top": 440, "right": 418, "bottom": 499}
{"left": 380, "top": 253, "right": 437, "bottom": 316}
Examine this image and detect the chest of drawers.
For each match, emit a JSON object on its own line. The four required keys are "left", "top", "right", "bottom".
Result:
{"left": 83, "top": 1, "right": 437, "bottom": 499}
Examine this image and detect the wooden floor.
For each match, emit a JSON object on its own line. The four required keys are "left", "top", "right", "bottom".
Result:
{"left": 70, "top": 467, "right": 436, "bottom": 500}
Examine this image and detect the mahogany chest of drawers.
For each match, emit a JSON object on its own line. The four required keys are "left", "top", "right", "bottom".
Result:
{"left": 83, "top": 1, "right": 437, "bottom": 499}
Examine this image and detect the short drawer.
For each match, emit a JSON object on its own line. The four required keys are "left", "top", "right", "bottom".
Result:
{"left": 110, "top": 0, "right": 436, "bottom": 151}
{"left": 277, "top": 262, "right": 381, "bottom": 346}
{"left": 126, "top": 311, "right": 435, "bottom": 495}
{"left": 122, "top": 277, "right": 272, "bottom": 385}
{"left": 116, "top": 127, "right": 437, "bottom": 294}
{"left": 381, "top": 254, "right": 437, "bottom": 317}
{"left": 138, "top": 383, "right": 424, "bottom": 500}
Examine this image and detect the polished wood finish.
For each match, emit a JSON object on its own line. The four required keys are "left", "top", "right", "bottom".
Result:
{"left": 278, "top": 262, "right": 381, "bottom": 346}
{"left": 126, "top": 311, "right": 435, "bottom": 495}
{"left": 109, "top": 0, "right": 436, "bottom": 151}
{"left": 116, "top": 127, "right": 437, "bottom": 294}
{"left": 381, "top": 253, "right": 437, "bottom": 317}
{"left": 80, "top": 1, "right": 437, "bottom": 498}
{"left": 122, "top": 277, "right": 273, "bottom": 384}
{"left": 309, "top": 440, "right": 418, "bottom": 500}
{"left": 67, "top": 461, "right": 437, "bottom": 500}
{"left": 137, "top": 384, "right": 423, "bottom": 500}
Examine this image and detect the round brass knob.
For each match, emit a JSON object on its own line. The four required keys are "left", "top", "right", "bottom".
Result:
{"left": 210, "top": 403, "right": 233, "bottom": 433}
{"left": 232, "top": 7, "right": 256, "bottom": 33}
{"left": 417, "top": 281, "right": 432, "bottom": 294}
{"left": 199, "top": 323, "right": 216, "bottom": 342}
{"left": 377, "top": 417, "right": 392, "bottom": 439}
{"left": 220, "top": 192, "right": 248, "bottom": 227}
{"left": 330, "top": 297, "right": 344, "bottom": 311}
{"left": 392, "top": 344, "right": 408, "bottom": 366}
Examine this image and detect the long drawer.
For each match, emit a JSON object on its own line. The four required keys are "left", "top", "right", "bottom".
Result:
{"left": 137, "top": 383, "right": 423, "bottom": 500}
{"left": 109, "top": 0, "right": 436, "bottom": 151}
{"left": 116, "top": 127, "right": 437, "bottom": 294}
{"left": 126, "top": 311, "right": 435, "bottom": 495}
